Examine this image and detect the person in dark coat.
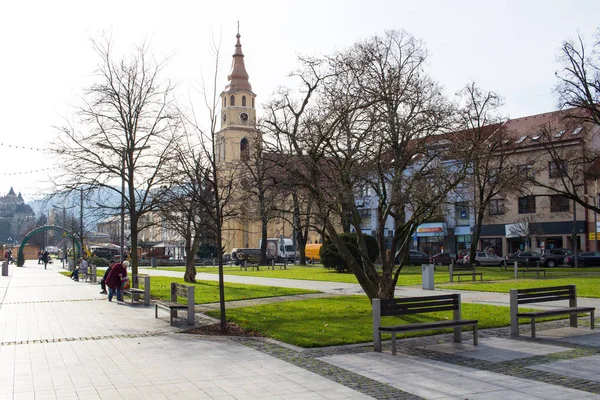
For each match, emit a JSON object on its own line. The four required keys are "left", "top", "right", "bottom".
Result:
{"left": 99, "top": 260, "right": 115, "bottom": 294}
{"left": 41, "top": 251, "right": 50, "bottom": 269}
{"left": 105, "top": 261, "right": 128, "bottom": 302}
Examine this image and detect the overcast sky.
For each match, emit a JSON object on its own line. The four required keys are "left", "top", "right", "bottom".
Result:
{"left": 1, "top": 0, "right": 598, "bottom": 202}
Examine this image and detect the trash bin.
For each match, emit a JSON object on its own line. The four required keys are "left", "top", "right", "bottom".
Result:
{"left": 151, "top": 257, "right": 157, "bottom": 268}
{"left": 422, "top": 264, "right": 434, "bottom": 290}
{"left": 2, "top": 261, "right": 8, "bottom": 276}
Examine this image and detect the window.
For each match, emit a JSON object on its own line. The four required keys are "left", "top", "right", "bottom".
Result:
{"left": 518, "top": 196, "right": 536, "bottom": 214}
{"left": 489, "top": 199, "right": 505, "bottom": 216}
{"left": 223, "top": 97, "right": 226, "bottom": 108}
{"left": 359, "top": 209, "right": 371, "bottom": 230}
{"left": 549, "top": 160, "right": 567, "bottom": 178}
{"left": 252, "top": 98, "right": 255, "bottom": 108}
{"left": 230, "top": 95, "right": 235, "bottom": 106}
{"left": 455, "top": 201, "right": 469, "bottom": 221}
{"left": 242, "top": 96, "right": 246, "bottom": 106}
{"left": 240, "top": 138, "right": 249, "bottom": 161}
{"left": 517, "top": 164, "right": 534, "bottom": 179}
{"left": 550, "top": 195, "right": 570, "bottom": 212}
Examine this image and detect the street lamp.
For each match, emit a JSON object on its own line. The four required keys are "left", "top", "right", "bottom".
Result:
{"left": 53, "top": 204, "right": 76, "bottom": 268}
{"left": 584, "top": 194, "right": 598, "bottom": 251}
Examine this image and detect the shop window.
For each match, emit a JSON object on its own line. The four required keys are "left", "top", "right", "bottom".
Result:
{"left": 489, "top": 199, "right": 505, "bottom": 216}
{"left": 481, "top": 238, "right": 503, "bottom": 256}
{"left": 550, "top": 195, "right": 570, "bottom": 212}
{"left": 518, "top": 196, "right": 536, "bottom": 214}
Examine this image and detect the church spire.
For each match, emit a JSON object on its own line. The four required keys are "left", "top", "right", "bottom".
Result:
{"left": 225, "top": 28, "right": 252, "bottom": 93}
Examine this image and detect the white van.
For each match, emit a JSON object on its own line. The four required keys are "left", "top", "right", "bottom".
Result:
{"left": 259, "top": 238, "right": 295, "bottom": 262}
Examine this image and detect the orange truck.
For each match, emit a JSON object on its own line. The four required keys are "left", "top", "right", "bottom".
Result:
{"left": 304, "top": 243, "right": 322, "bottom": 264}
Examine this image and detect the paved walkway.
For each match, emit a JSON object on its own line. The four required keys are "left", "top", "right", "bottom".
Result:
{"left": 0, "top": 261, "right": 599, "bottom": 399}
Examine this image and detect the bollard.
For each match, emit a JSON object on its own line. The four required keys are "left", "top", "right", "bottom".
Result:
{"left": 514, "top": 261, "right": 518, "bottom": 279}
{"left": 2, "top": 261, "right": 8, "bottom": 276}
{"left": 151, "top": 256, "right": 157, "bottom": 268}
{"left": 422, "top": 264, "right": 434, "bottom": 290}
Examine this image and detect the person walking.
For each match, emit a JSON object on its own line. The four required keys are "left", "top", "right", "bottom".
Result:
{"left": 38, "top": 250, "right": 43, "bottom": 265}
{"left": 99, "top": 260, "right": 115, "bottom": 294}
{"left": 41, "top": 250, "right": 50, "bottom": 269}
{"left": 105, "top": 261, "right": 128, "bottom": 302}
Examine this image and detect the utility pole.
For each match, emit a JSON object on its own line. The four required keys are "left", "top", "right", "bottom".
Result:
{"left": 80, "top": 189, "right": 84, "bottom": 258}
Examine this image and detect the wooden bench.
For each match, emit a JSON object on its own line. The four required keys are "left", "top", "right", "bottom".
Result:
{"left": 449, "top": 264, "right": 483, "bottom": 283}
{"left": 240, "top": 260, "right": 260, "bottom": 271}
{"left": 510, "top": 285, "right": 595, "bottom": 337}
{"left": 122, "top": 274, "right": 150, "bottom": 306}
{"left": 372, "top": 294, "right": 478, "bottom": 355}
{"left": 154, "top": 282, "right": 195, "bottom": 326}
{"left": 519, "top": 267, "right": 547, "bottom": 279}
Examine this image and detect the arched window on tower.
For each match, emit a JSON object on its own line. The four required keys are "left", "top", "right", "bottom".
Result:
{"left": 242, "top": 96, "right": 246, "bottom": 106}
{"left": 240, "top": 138, "right": 250, "bottom": 162}
{"left": 223, "top": 97, "right": 226, "bottom": 107}
{"left": 252, "top": 97, "right": 255, "bottom": 108}
{"left": 230, "top": 95, "right": 235, "bottom": 106}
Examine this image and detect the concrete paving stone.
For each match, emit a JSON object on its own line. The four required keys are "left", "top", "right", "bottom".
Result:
{"left": 529, "top": 354, "right": 600, "bottom": 383}
{"left": 33, "top": 391, "right": 58, "bottom": 400}
{"left": 13, "top": 392, "right": 35, "bottom": 400}
{"left": 421, "top": 337, "right": 572, "bottom": 362}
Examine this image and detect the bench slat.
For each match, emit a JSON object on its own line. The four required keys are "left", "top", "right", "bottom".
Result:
{"left": 155, "top": 300, "right": 188, "bottom": 309}
{"left": 379, "top": 319, "right": 478, "bottom": 333}
{"left": 517, "top": 285, "right": 573, "bottom": 294}
{"left": 517, "top": 294, "right": 571, "bottom": 304}
{"left": 517, "top": 307, "right": 595, "bottom": 318}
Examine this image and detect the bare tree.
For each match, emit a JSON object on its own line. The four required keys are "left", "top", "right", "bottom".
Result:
{"left": 54, "top": 36, "right": 180, "bottom": 278}
{"left": 455, "top": 83, "right": 518, "bottom": 263}
{"left": 265, "top": 31, "right": 463, "bottom": 300}
{"left": 160, "top": 136, "right": 216, "bottom": 282}
{"left": 555, "top": 29, "right": 600, "bottom": 125}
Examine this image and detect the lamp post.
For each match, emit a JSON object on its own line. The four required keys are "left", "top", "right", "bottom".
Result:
{"left": 585, "top": 193, "right": 598, "bottom": 251}
{"left": 53, "top": 204, "right": 76, "bottom": 268}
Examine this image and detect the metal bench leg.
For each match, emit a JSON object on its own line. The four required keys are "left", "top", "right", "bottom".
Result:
{"left": 531, "top": 318, "right": 536, "bottom": 338}
{"left": 591, "top": 310, "right": 595, "bottom": 330}
{"left": 391, "top": 333, "right": 397, "bottom": 356}
{"left": 155, "top": 304, "right": 158, "bottom": 319}
{"left": 473, "top": 325, "right": 478, "bottom": 345}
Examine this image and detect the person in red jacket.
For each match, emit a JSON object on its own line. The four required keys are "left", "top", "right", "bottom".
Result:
{"left": 105, "top": 261, "right": 129, "bottom": 302}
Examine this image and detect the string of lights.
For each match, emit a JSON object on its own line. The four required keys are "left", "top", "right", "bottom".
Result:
{"left": 2, "top": 167, "right": 59, "bottom": 176}
{"left": 0, "top": 142, "right": 65, "bottom": 154}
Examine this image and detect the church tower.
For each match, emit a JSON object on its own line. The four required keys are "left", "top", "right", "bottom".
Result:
{"left": 217, "top": 30, "right": 261, "bottom": 251}
{"left": 215, "top": 31, "right": 258, "bottom": 165}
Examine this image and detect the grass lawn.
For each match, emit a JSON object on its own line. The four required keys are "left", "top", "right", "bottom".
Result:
{"left": 442, "top": 274, "right": 600, "bottom": 297}
{"left": 205, "top": 295, "right": 563, "bottom": 348}
{"left": 60, "top": 271, "right": 318, "bottom": 303}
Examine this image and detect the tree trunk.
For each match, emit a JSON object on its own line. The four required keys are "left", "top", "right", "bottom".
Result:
{"left": 183, "top": 237, "right": 199, "bottom": 283}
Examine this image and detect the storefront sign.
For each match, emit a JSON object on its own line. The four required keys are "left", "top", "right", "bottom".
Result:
{"left": 416, "top": 223, "right": 447, "bottom": 237}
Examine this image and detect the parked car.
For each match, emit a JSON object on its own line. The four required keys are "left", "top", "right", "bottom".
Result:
{"left": 462, "top": 251, "right": 504, "bottom": 266}
{"left": 505, "top": 251, "right": 541, "bottom": 267}
{"left": 564, "top": 252, "right": 600, "bottom": 267}
{"left": 429, "top": 252, "right": 456, "bottom": 265}
{"left": 540, "top": 248, "right": 573, "bottom": 267}
{"left": 408, "top": 250, "right": 430, "bottom": 265}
